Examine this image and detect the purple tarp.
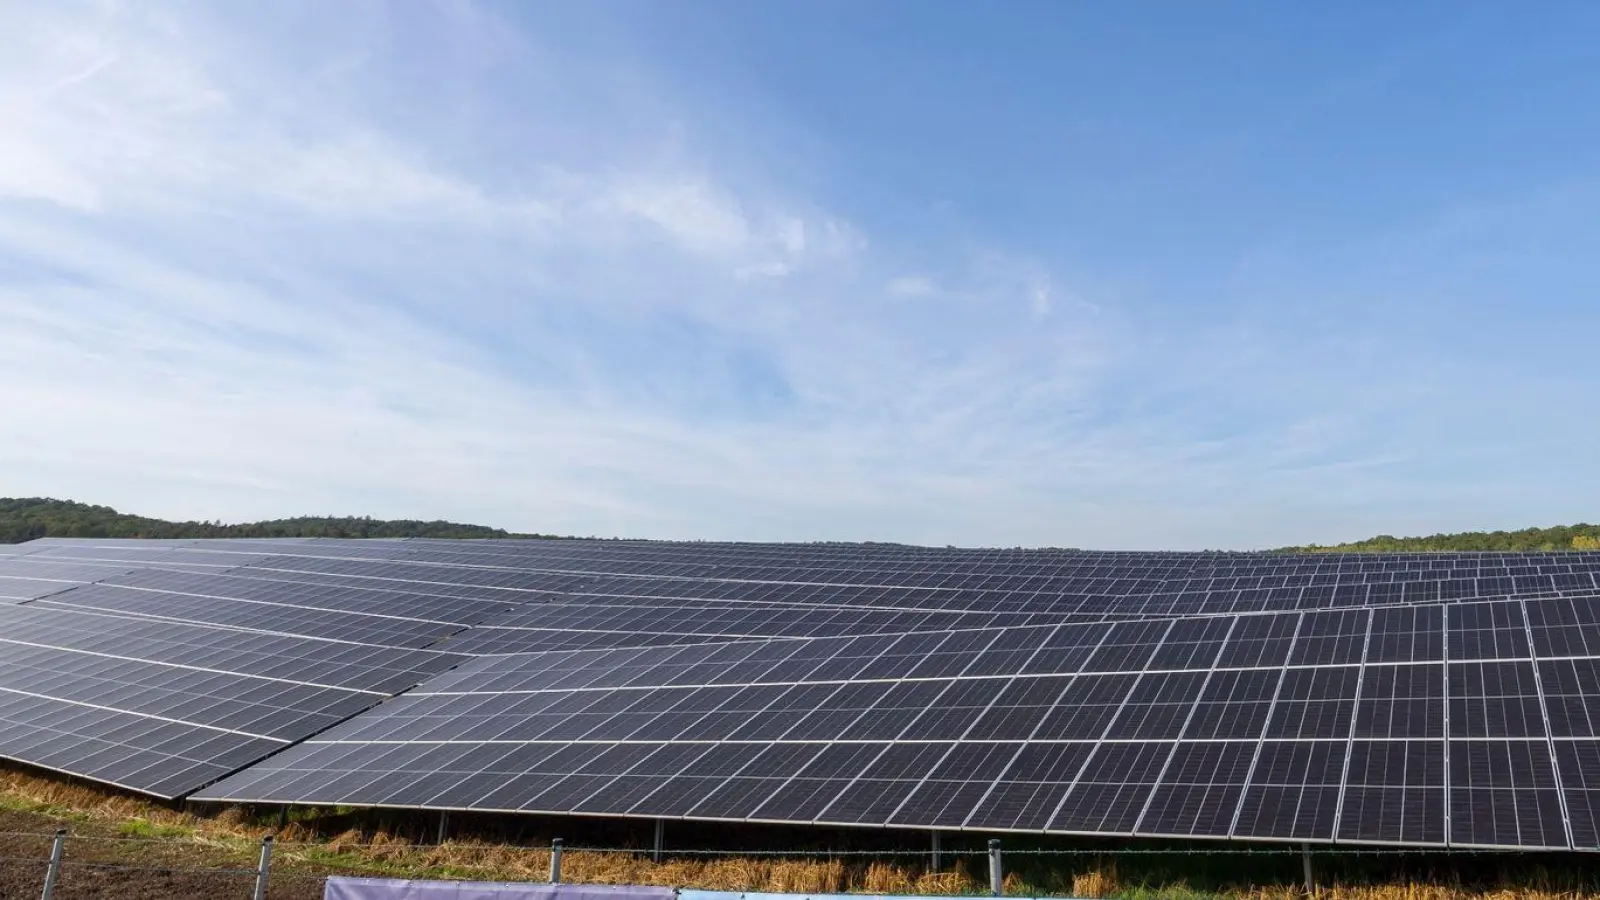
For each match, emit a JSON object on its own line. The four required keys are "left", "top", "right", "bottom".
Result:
{"left": 324, "top": 879, "right": 675, "bottom": 900}
{"left": 680, "top": 893, "right": 991, "bottom": 900}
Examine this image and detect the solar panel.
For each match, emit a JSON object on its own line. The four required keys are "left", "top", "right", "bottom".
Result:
{"left": 0, "top": 601, "right": 464, "bottom": 797}
{"left": 1449, "top": 739, "right": 1567, "bottom": 849}
{"left": 1540, "top": 659, "right": 1600, "bottom": 737}
{"left": 1137, "top": 740, "right": 1257, "bottom": 837}
{"left": 0, "top": 536, "right": 1597, "bottom": 850}
{"left": 1233, "top": 740, "right": 1346, "bottom": 840}
{"left": 0, "top": 557, "right": 141, "bottom": 593}
{"left": 1337, "top": 740, "right": 1447, "bottom": 845}
{"left": 0, "top": 575, "right": 86, "bottom": 602}
{"left": 1555, "top": 741, "right": 1600, "bottom": 849}
{"left": 32, "top": 583, "right": 472, "bottom": 649}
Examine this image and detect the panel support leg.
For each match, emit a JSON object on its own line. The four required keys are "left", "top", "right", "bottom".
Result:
{"left": 930, "top": 831, "right": 941, "bottom": 872}
{"left": 550, "top": 837, "right": 564, "bottom": 884}
{"left": 40, "top": 828, "right": 66, "bottom": 900}
{"left": 437, "top": 811, "right": 449, "bottom": 845}
{"left": 653, "top": 819, "right": 664, "bottom": 863}
{"left": 252, "top": 836, "right": 273, "bottom": 900}
{"left": 1302, "top": 843, "right": 1313, "bottom": 895}
{"left": 277, "top": 806, "right": 289, "bottom": 830}
{"left": 988, "top": 838, "right": 1002, "bottom": 896}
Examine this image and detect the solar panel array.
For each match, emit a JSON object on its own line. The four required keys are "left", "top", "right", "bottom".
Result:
{"left": 1, "top": 537, "right": 1598, "bottom": 850}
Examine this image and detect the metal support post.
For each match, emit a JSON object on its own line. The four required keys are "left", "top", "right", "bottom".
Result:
{"left": 277, "top": 806, "right": 289, "bottom": 830}
{"left": 253, "top": 836, "right": 274, "bottom": 900}
{"left": 39, "top": 829, "right": 66, "bottom": 900}
{"left": 1302, "top": 843, "right": 1313, "bottom": 895}
{"left": 437, "top": 811, "right": 450, "bottom": 845}
{"left": 988, "top": 838, "right": 1003, "bottom": 896}
{"left": 550, "top": 837, "right": 564, "bottom": 884}
{"left": 930, "top": 830, "right": 941, "bottom": 872}
{"left": 653, "top": 819, "right": 664, "bottom": 863}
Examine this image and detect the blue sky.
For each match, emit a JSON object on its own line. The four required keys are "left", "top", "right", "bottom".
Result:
{"left": 2, "top": 1, "right": 1598, "bottom": 549}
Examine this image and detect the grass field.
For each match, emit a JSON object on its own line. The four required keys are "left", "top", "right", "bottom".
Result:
{"left": 1, "top": 765, "right": 1596, "bottom": 899}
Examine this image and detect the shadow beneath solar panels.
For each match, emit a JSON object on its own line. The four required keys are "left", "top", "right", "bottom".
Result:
{"left": 194, "top": 802, "right": 1600, "bottom": 899}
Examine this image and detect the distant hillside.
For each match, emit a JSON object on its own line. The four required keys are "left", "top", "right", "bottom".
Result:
{"left": 0, "top": 498, "right": 551, "bottom": 544}
{"left": 1286, "top": 523, "right": 1600, "bottom": 553}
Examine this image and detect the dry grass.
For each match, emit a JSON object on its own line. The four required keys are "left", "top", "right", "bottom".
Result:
{"left": 1305, "top": 883, "right": 1593, "bottom": 896}
{"left": 3, "top": 766, "right": 1598, "bottom": 899}
{"left": 1073, "top": 863, "right": 1119, "bottom": 898}
{"left": 1230, "top": 878, "right": 1600, "bottom": 900}
{"left": 2, "top": 770, "right": 177, "bottom": 822}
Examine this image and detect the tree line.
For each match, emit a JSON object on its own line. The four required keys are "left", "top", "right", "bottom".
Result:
{"left": 0, "top": 498, "right": 554, "bottom": 544}
{"left": 1284, "top": 523, "right": 1600, "bottom": 553}
{"left": 6, "top": 497, "right": 1598, "bottom": 552}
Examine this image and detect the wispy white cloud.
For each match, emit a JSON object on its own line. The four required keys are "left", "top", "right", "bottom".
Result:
{"left": 887, "top": 275, "right": 937, "bottom": 298}
{"left": 1030, "top": 282, "right": 1053, "bottom": 317}
{"left": 602, "top": 178, "right": 751, "bottom": 256}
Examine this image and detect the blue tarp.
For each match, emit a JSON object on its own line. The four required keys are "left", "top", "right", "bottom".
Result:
{"left": 324, "top": 879, "right": 675, "bottom": 900}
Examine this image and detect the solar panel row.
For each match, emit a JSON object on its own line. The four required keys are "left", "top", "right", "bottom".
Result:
{"left": 15, "top": 538, "right": 1600, "bottom": 612}
{"left": 198, "top": 597, "right": 1600, "bottom": 848}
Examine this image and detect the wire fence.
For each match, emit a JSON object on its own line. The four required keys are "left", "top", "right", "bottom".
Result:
{"left": 0, "top": 827, "right": 1571, "bottom": 900}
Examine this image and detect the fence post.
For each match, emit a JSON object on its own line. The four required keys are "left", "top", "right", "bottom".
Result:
{"left": 930, "top": 831, "right": 941, "bottom": 872}
{"left": 1302, "top": 843, "right": 1314, "bottom": 895}
{"left": 653, "top": 819, "right": 664, "bottom": 863}
{"left": 988, "top": 838, "right": 1002, "bottom": 896}
{"left": 39, "top": 828, "right": 66, "bottom": 900}
{"left": 253, "top": 835, "right": 273, "bottom": 900}
{"left": 550, "top": 837, "right": 564, "bottom": 884}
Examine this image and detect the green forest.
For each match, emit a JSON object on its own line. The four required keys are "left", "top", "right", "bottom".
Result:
{"left": 0, "top": 498, "right": 550, "bottom": 544}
